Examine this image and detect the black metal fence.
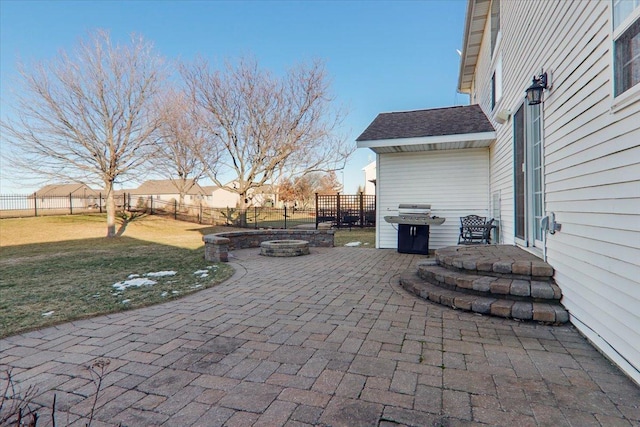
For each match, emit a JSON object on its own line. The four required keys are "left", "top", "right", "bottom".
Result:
{"left": 1, "top": 192, "right": 376, "bottom": 230}
{"left": 315, "top": 193, "right": 376, "bottom": 228}
{"left": 0, "top": 193, "right": 128, "bottom": 218}
{"left": 137, "top": 196, "right": 317, "bottom": 229}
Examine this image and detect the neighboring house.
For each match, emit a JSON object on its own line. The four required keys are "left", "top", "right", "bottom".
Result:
{"left": 31, "top": 183, "right": 101, "bottom": 209}
{"left": 201, "top": 182, "right": 279, "bottom": 208}
{"left": 129, "top": 179, "right": 209, "bottom": 207}
{"left": 362, "top": 161, "right": 376, "bottom": 196}
{"left": 357, "top": 0, "right": 639, "bottom": 383}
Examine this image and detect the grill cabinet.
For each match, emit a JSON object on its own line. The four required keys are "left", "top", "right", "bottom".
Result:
{"left": 397, "top": 224, "right": 430, "bottom": 255}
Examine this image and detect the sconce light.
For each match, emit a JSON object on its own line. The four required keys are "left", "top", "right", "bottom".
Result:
{"left": 526, "top": 72, "right": 549, "bottom": 105}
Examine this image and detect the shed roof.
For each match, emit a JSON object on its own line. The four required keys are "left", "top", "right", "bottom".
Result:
{"left": 356, "top": 105, "right": 495, "bottom": 154}
{"left": 356, "top": 105, "right": 494, "bottom": 141}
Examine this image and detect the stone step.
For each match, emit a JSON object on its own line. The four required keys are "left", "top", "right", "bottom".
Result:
{"left": 416, "top": 263, "right": 562, "bottom": 302}
{"left": 400, "top": 272, "right": 569, "bottom": 324}
{"left": 435, "top": 245, "right": 554, "bottom": 280}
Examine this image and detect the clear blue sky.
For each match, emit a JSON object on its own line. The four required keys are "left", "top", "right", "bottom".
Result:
{"left": 0, "top": 0, "right": 469, "bottom": 194}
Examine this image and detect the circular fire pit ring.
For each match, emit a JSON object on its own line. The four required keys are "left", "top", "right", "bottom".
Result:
{"left": 260, "top": 239, "right": 310, "bottom": 257}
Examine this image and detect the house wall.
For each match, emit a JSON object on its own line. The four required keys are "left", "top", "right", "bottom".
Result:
{"left": 210, "top": 188, "right": 241, "bottom": 208}
{"left": 363, "top": 161, "right": 376, "bottom": 195}
{"left": 471, "top": 0, "right": 640, "bottom": 383}
{"left": 377, "top": 148, "right": 490, "bottom": 250}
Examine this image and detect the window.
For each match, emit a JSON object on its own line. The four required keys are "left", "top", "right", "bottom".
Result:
{"left": 613, "top": 0, "right": 640, "bottom": 96}
{"left": 491, "top": 73, "right": 496, "bottom": 109}
{"left": 490, "top": 0, "right": 500, "bottom": 55}
{"left": 491, "top": 54, "right": 503, "bottom": 110}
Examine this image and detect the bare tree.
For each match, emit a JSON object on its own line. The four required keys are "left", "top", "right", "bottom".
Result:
{"left": 153, "top": 86, "right": 219, "bottom": 208}
{"left": 1, "top": 30, "right": 166, "bottom": 237}
{"left": 278, "top": 171, "right": 341, "bottom": 210}
{"left": 182, "top": 56, "right": 353, "bottom": 210}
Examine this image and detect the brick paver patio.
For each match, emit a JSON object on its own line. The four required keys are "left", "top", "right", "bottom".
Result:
{"left": 1, "top": 247, "right": 638, "bottom": 426}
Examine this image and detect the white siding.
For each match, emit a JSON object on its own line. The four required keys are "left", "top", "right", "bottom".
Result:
{"left": 377, "top": 149, "right": 490, "bottom": 250}
{"left": 471, "top": 0, "right": 640, "bottom": 383}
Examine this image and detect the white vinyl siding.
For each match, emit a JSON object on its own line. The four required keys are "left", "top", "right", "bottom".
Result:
{"left": 472, "top": 0, "right": 640, "bottom": 383}
{"left": 377, "top": 149, "right": 490, "bottom": 250}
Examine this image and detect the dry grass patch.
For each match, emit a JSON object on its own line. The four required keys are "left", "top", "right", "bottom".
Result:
{"left": 0, "top": 214, "right": 235, "bottom": 337}
{"left": 334, "top": 227, "right": 376, "bottom": 247}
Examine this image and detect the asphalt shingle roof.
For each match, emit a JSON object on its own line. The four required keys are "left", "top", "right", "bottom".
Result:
{"left": 129, "top": 179, "right": 207, "bottom": 195}
{"left": 356, "top": 105, "right": 494, "bottom": 142}
{"left": 34, "top": 183, "right": 100, "bottom": 197}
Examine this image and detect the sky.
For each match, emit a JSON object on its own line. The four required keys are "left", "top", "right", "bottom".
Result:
{"left": 0, "top": 0, "right": 469, "bottom": 194}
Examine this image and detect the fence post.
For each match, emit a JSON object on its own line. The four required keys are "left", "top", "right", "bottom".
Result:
{"left": 284, "top": 205, "right": 287, "bottom": 229}
{"left": 359, "top": 194, "right": 363, "bottom": 227}
{"left": 315, "top": 193, "right": 319, "bottom": 229}
{"left": 99, "top": 193, "right": 102, "bottom": 213}
{"left": 199, "top": 204, "right": 203, "bottom": 224}
{"left": 127, "top": 193, "right": 131, "bottom": 212}
{"left": 336, "top": 193, "right": 341, "bottom": 229}
{"left": 255, "top": 206, "right": 258, "bottom": 229}
{"left": 174, "top": 199, "right": 177, "bottom": 220}
{"left": 34, "top": 192, "right": 38, "bottom": 217}
{"left": 69, "top": 193, "right": 73, "bottom": 215}
{"left": 150, "top": 196, "right": 154, "bottom": 215}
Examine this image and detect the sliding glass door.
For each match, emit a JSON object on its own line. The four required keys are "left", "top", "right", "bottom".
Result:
{"left": 513, "top": 103, "right": 544, "bottom": 248}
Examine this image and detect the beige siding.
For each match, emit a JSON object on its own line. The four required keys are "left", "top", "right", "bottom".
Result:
{"left": 471, "top": 0, "right": 640, "bottom": 382}
{"left": 377, "top": 149, "right": 490, "bottom": 250}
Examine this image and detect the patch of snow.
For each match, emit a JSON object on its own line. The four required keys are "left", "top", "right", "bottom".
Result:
{"left": 161, "top": 291, "right": 168, "bottom": 297}
{"left": 42, "top": 311, "right": 55, "bottom": 317}
{"left": 344, "top": 241, "right": 362, "bottom": 247}
{"left": 92, "top": 293, "right": 101, "bottom": 298}
{"left": 191, "top": 284, "right": 203, "bottom": 289}
{"left": 193, "top": 270, "right": 208, "bottom": 275}
{"left": 364, "top": 242, "right": 370, "bottom": 245}
{"left": 127, "top": 274, "right": 140, "bottom": 279}
{"left": 112, "top": 277, "right": 157, "bottom": 291}
{"left": 121, "top": 299, "right": 131, "bottom": 304}
{"left": 146, "top": 271, "right": 177, "bottom": 277}
{"left": 171, "top": 290, "right": 179, "bottom": 294}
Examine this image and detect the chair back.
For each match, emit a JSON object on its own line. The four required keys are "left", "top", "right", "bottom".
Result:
{"left": 460, "top": 215, "right": 487, "bottom": 230}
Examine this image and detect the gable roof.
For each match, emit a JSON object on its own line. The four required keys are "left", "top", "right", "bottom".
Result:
{"left": 356, "top": 105, "right": 494, "bottom": 142}
{"left": 130, "top": 179, "right": 207, "bottom": 195}
{"left": 34, "top": 183, "right": 100, "bottom": 197}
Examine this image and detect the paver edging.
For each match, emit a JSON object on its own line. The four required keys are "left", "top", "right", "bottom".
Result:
{"left": 203, "top": 229, "right": 334, "bottom": 262}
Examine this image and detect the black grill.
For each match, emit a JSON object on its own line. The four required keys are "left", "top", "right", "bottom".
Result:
{"left": 384, "top": 204, "right": 445, "bottom": 256}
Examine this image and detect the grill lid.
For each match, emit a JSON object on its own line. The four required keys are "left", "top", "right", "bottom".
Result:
{"left": 385, "top": 203, "right": 445, "bottom": 225}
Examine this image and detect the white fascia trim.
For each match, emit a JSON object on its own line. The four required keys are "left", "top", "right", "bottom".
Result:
{"left": 356, "top": 131, "right": 496, "bottom": 149}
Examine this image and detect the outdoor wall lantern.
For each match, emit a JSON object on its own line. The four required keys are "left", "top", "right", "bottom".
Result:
{"left": 525, "top": 72, "right": 548, "bottom": 105}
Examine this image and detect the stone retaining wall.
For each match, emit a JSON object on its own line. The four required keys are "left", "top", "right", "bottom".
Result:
{"left": 203, "top": 229, "right": 334, "bottom": 262}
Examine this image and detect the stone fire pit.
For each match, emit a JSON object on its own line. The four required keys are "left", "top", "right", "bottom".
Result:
{"left": 260, "top": 240, "right": 310, "bottom": 257}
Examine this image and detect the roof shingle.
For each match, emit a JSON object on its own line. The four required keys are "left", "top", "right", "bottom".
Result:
{"left": 356, "top": 105, "right": 494, "bottom": 142}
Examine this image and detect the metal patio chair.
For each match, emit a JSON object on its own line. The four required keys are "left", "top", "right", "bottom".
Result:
{"left": 458, "top": 215, "right": 495, "bottom": 244}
